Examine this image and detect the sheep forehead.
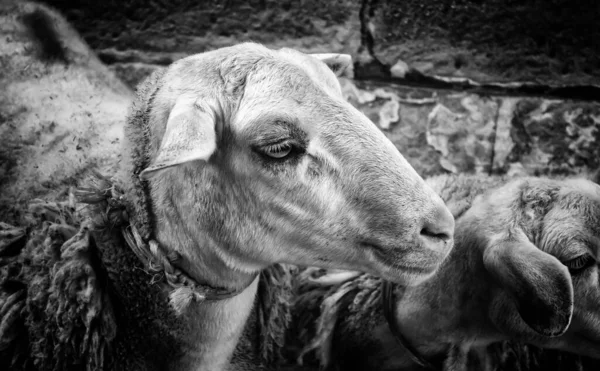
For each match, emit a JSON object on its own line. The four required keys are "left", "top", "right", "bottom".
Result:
{"left": 165, "top": 44, "right": 363, "bottom": 155}
{"left": 165, "top": 43, "right": 346, "bottom": 135}
{"left": 233, "top": 80, "right": 342, "bottom": 141}
{"left": 276, "top": 47, "right": 343, "bottom": 95}
{"left": 243, "top": 54, "right": 340, "bottom": 101}
{"left": 556, "top": 180, "right": 600, "bottom": 217}
{"left": 542, "top": 181, "right": 600, "bottom": 253}
{"left": 542, "top": 208, "right": 589, "bottom": 254}
{"left": 233, "top": 58, "right": 347, "bottom": 135}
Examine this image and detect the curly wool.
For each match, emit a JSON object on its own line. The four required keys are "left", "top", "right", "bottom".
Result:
{"left": 256, "top": 263, "right": 295, "bottom": 366}
{"left": 0, "top": 193, "right": 116, "bottom": 371}
{"left": 285, "top": 268, "right": 383, "bottom": 369}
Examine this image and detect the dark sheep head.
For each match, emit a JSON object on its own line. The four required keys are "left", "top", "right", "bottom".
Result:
{"left": 468, "top": 177, "right": 600, "bottom": 353}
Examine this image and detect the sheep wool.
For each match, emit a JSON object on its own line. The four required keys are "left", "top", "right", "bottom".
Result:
{"left": 0, "top": 192, "right": 117, "bottom": 371}
{"left": 286, "top": 268, "right": 383, "bottom": 369}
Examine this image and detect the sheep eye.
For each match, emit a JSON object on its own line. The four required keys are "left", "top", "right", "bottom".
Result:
{"left": 260, "top": 141, "right": 294, "bottom": 159}
{"left": 564, "top": 254, "right": 595, "bottom": 274}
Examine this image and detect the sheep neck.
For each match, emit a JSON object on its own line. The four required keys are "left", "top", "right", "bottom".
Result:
{"left": 389, "top": 227, "right": 505, "bottom": 370}
{"left": 152, "top": 218, "right": 261, "bottom": 371}
{"left": 95, "top": 220, "right": 262, "bottom": 371}
{"left": 167, "top": 277, "right": 260, "bottom": 371}
{"left": 123, "top": 224, "right": 257, "bottom": 303}
{"left": 81, "top": 173, "right": 265, "bottom": 371}
{"left": 382, "top": 280, "right": 440, "bottom": 370}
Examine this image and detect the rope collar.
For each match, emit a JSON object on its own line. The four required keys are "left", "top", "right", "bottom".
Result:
{"left": 121, "top": 223, "right": 258, "bottom": 314}
{"left": 78, "top": 175, "right": 258, "bottom": 315}
{"left": 382, "top": 280, "right": 440, "bottom": 370}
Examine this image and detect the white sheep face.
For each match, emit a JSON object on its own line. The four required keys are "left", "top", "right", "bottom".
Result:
{"left": 133, "top": 43, "right": 456, "bottom": 286}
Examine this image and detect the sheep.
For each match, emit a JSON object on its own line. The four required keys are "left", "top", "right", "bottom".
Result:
{"left": 0, "top": 14, "right": 458, "bottom": 371}
{"left": 285, "top": 173, "right": 600, "bottom": 371}
{"left": 0, "top": 0, "right": 132, "bottom": 225}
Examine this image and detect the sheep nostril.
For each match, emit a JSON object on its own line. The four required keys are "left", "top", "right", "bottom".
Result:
{"left": 420, "top": 228, "right": 451, "bottom": 243}
{"left": 418, "top": 204, "right": 455, "bottom": 249}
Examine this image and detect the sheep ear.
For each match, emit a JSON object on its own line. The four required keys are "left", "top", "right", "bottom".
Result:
{"left": 140, "top": 98, "right": 217, "bottom": 179}
{"left": 311, "top": 53, "right": 354, "bottom": 78}
{"left": 483, "top": 229, "right": 573, "bottom": 337}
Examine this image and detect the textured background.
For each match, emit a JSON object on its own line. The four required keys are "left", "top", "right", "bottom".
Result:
{"left": 42, "top": 0, "right": 600, "bottom": 85}
{"left": 37, "top": 0, "right": 600, "bottom": 179}
{"left": 2, "top": 0, "right": 599, "bottom": 223}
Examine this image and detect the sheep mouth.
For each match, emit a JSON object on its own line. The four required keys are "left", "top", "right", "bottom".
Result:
{"left": 363, "top": 242, "right": 440, "bottom": 276}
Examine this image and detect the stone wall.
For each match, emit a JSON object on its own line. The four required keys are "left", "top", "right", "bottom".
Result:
{"left": 42, "top": 0, "right": 361, "bottom": 55}
{"left": 32, "top": 0, "right": 600, "bottom": 180}
{"left": 43, "top": 0, "right": 600, "bottom": 87}
{"left": 341, "top": 79, "right": 600, "bottom": 178}
{"left": 367, "top": 0, "right": 600, "bottom": 86}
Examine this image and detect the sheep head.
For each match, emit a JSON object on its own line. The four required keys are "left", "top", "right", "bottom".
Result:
{"left": 472, "top": 177, "right": 600, "bottom": 354}
{"left": 535, "top": 177, "right": 600, "bottom": 358}
{"left": 126, "top": 43, "right": 455, "bottom": 288}
{"left": 484, "top": 228, "right": 573, "bottom": 337}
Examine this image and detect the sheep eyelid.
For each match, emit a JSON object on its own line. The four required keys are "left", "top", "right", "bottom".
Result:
{"left": 254, "top": 139, "right": 304, "bottom": 160}
{"left": 564, "top": 254, "right": 596, "bottom": 273}
{"left": 264, "top": 141, "right": 292, "bottom": 152}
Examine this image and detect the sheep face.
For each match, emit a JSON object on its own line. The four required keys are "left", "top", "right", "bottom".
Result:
{"left": 471, "top": 177, "right": 600, "bottom": 353}
{"left": 135, "top": 43, "right": 454, "bottom": 285}
{"left": 534, "top": 178, "right": 600, "bottom": 358}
